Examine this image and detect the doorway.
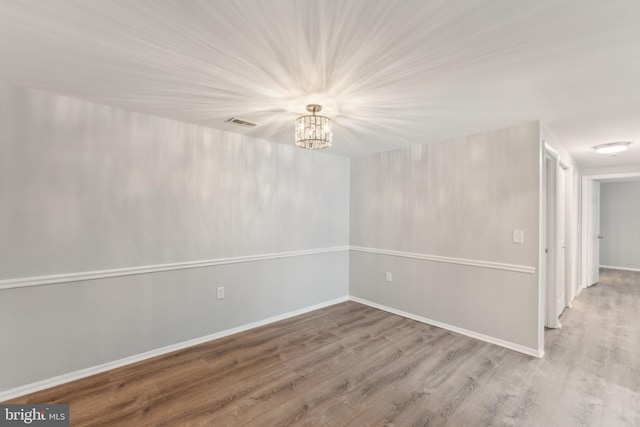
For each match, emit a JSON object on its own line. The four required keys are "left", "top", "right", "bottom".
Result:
{"left": 580, "top": 172, "right": 640, "bottom": 292}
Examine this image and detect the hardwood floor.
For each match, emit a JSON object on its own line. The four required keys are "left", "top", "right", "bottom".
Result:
{"left": 6, "top": 269, "right": 640, "bottom": 426}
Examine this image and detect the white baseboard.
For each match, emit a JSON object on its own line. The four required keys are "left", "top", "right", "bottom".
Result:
{"left": 349, "top": 296, "right": 544, "bottom": 359}
{"left": 599, "top": 265, "right": 640, "bottom": 273}
{"left": 0, "top": 296, "right": 349, "bottom": 402}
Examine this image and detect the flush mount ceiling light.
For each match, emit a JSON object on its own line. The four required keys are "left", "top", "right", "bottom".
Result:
{"left": 295, "top": 104, "right": 332, "bottom": 149}
{"left": 593, "top": 141, "right": 632, "bottom": 154}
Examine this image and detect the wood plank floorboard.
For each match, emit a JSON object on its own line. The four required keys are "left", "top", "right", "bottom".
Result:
{"left": 5, "top": 268, "right": 640, "bottom": 426}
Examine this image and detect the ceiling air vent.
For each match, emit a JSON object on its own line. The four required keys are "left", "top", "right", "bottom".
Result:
{"left": 226, "top": 117, "right": 259, "bottom": 128}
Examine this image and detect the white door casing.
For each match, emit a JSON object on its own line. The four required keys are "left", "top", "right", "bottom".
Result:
{"left": 589, "top": 181, "right": 600, "bottom": 286}
{"left": 556, "top": 167, "right": 566, "bottom": 317}
{"left": 580, "top": 173, "right": 640, "bottom": 292}
{"left": 545, "top": 151, "right": 560, "bottom": 329}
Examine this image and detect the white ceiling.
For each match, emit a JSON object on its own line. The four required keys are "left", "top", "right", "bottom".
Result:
{"left": 1, "top": 0, "right": 640, "bottom": 167}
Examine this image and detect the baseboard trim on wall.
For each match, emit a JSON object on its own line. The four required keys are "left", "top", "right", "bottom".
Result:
{"left": 599, "top": 265, "right": 640, "bottom": 273}
{"left": 0, "top": 246, "right": 350, "bottom": 291}
{"left": 0, "top": 296, "right": 349, "bottom": 401}
{"left": 349, "top": 296, "right": 544, "bottom": 359}
{"left": 350, "top": 246, "right": 536, "bottom": 274}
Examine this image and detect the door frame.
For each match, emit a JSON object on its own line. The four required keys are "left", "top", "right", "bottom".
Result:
{"left": 544, "top": 145, "right": 561, "bottom": 329}
{"left": 580, "top": 171, "right": 640, "bottom": 293}
{"left": 558, "top": 162, "right": 571, "bottom": 309}
{"left": 582, "top": 179, "right": 600, "bottom": 288}
{"left": 541, "top": 143, "right": 571, "bottom": 328}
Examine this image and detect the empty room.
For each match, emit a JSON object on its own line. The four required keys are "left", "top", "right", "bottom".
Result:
{"left": 1, "top": 1, "right": 639, "bottom": 425}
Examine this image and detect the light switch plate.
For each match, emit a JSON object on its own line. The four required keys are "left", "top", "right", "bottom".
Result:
{"left": 513, "top": 229, "right": 524, "bottom": 244}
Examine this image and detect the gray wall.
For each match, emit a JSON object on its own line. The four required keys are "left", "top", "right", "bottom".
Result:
{"left": 0, "top": 85, "right": 350, "bottom": 391}
{"left": 350, "top": 122, "right": 541, "bottom": 350}
{"left": 600, "top": 181, "right": 640, "bottom": 270}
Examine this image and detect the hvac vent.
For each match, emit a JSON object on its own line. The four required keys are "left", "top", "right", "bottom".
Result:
{"left": 226, "top": 117, "right": 259, "bottom": 128}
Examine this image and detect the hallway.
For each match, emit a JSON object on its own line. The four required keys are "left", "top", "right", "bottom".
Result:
{"left": 542, "top": 268, "right": 640, "bottom": 425}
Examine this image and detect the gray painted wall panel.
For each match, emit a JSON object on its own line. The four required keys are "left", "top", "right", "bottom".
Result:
{"left": 0, "top": 85, "right": 349, "bottom": 279}
{"left": 349, "top": 252, "right": 538, "bottom": 347}
{"left": 0, "top": 85, "right": 350, "bottom": 391}
{"left": 350, "top": 123, "right": 539, "bottom": 265}
{"left": 600, "top": 181, "right": 640, "bottom": 270}
{"left": 0, "top": 252, "right": 349, "bottom": 390}
{"left": 349, "top": 122, "right": 541, "bottom": 349}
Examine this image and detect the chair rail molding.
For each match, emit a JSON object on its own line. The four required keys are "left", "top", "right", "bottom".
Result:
{"left": 0, "top": 246, "right": 350, "bottom": 291}
{"left": 349, "top": 246, "right": 536, "bottom": 274}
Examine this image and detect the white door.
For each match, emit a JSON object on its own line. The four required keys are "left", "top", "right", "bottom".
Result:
{"left": 589, "top": 181, "right": 601, "bottom": 286}
{"left": 556, "top": 167, "right": 566, "bottom": 316}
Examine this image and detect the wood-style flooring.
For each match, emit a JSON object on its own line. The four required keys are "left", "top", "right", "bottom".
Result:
{"left": 6, "top": 268, "right": 640, "bottom": 426}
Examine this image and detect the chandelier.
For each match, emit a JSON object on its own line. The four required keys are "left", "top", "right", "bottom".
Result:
{"left": 295, "top": 104, "right": 332, "bottom": 149}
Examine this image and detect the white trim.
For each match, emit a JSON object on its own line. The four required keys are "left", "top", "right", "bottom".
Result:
{"left": 538, "top": 137, "right": 547, "bottom": 356}
{"left": 350, "top": 296, "right": 544, "bottom": 359}
{"left": 580, "top": 171, "right": 640, "bottom": 292}
{"left": 0, "top": 245, "right": 541, "bottom": 290}
{"left": 0, "top": 296, "right": 349, "bottom": 401}
{"left": 349, "top": 246, "right": 536, "bottom": 274}
{"left": 544, "top": 149, "right": 557, "bottom": 329}
{"left": 600, "top": 265, "right": 640, "bottom": 273}
{"left": 580, "top": 176, "right": 591, "bottom": 289}
{"left": 582, "top": 172, "right": 640, "bottom": 181}
{"left": 0, "top": 246, "right": 350, "bottom": 291}
{"left": 544, "top": 142, "right": 559, "bottom": 158}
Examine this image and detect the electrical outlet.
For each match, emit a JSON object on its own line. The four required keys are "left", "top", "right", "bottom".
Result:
{"left": 216, "top": 286, "right": 225, "bottom": 299}
{"left": 385, "top": 272, "right": 392, "bottom": 283}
